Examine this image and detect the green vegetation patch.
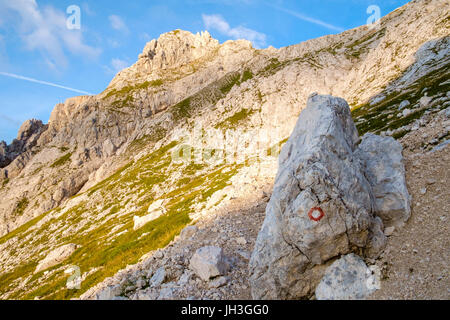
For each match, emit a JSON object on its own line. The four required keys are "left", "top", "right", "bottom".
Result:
{"left": 352, "top": 66, "right": 450, "bottom": 136}
{"left": 13, "top": 198, "right": 29, "bottom": 217}
{"left": 50, "top": 153, "right": 72, "bottom": 168}
{"left": 215, "top": 108, "right": 256, "bottom": 130}
{"left": 1, "top": 139, "right": 243, "bottom": 300}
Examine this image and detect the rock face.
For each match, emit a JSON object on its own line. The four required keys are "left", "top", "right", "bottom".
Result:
{"left": 315, "top": 253, "right": 378, "bottom": 300}
{"left": 189, "top": 246, "right": 229, "bottom": 281}
{"left": 249, "top": 94, "right": 407, "bottom": 299}
{"left": 35, "top": 243, "right": 78, "bottom": 274}
{"left": 355, "top": 133, "right": 411, "bottom": 227}
{"left": 0, "top": 119, "right": 46, "bottom": 168}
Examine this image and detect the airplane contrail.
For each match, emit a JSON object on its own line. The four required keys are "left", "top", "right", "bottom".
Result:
{"left": 0, "top": 72, "right": 94, "bottom": 95}
{"left": 0, "top": 113, "right": 21, "bottom": 126}
{"left": 268, "top": 4, "right": 345, "bottom": 33}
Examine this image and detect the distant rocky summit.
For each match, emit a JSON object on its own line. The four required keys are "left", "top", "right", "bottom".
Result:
{"left": 0, "top": 119, "right": 46, "bottom": 168}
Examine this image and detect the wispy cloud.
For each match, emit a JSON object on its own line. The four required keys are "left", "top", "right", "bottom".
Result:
{"left": 0, "top": 0, "right": 101, "bottom": 68}
{"left": 0, "top": 71, "right": 94, "bottom": 95}
{"left": 111, "top": 58, "right": 129, "bottom": 72}
{"left": 109, "top": 14, "right": 129, "bottom": 33}
{"left": 202, "top": 14, "right": 267, "bottom": 49}
{"left": 103, "top": 58, "right": 130, "bottom": 75}
{"left": 269, "top": 4, "right": 345, "bottom": 33}
{"left": 0, "top": 113, "right": 21, "bottom": 126}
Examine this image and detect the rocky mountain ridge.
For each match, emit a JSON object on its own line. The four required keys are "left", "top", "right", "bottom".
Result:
{"left": 0, "top": 0, "right": 448, "bottom": 300}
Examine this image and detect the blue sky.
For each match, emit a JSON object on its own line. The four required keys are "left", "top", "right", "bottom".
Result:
{"left": 0, "top": 0, "right": 410, "bottom": 143}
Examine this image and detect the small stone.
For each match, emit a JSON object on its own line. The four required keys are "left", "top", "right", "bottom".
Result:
{"left": 180, "top": 225, "right": 198, "bottom": 240}
{"left": 136, "top": 279, "right": 147, "bottom": 289}
{"left": 402, "top": 108, "right": 412, "bottom": 117}
{"left": 235, "top": 237, "right": 247, "bottom": 245}
{"left": 384, "top": 226, "right": 395, "bottom": 236}
{"left": 153, "top": 251, "right": 163, "bottom": 259}
{"left": 399, "top": 100, "right": 410, "bottom": 110}
{"left": 189, "top": 246, "right": 229, "bottom": 281}
{"left": 426, "top": 179, "right": 436, "bottom": 185}
{"left": 237, "top": 250, "right": 251, "bottom": 260}
{"left": 150, "top": 267, "right": 166, "bottom": 287}
{"left": 158, "top": 287, "right": 175, "bottom": 300}
{"left": 420, "top": 188, "right": 427, "bottom": 195}
{"left": 208, "top": 276, "right": 229, "bottom": 288}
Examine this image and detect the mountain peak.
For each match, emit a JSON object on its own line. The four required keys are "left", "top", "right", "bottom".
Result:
{"left": 137, "top": 29, "right": 220, "bottom": 72}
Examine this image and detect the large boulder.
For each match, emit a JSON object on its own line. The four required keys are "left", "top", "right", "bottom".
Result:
{"left": 355, "top": 133, "right": 411, "bottom": 227}
{"left": 189, "top": 246, "right": 229, "bottom": 281}
{"left": 249, "top": 94, "right": 391, "bottom": 299}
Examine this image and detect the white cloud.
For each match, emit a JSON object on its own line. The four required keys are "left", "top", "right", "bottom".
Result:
{"left": 202, "top": 14, "right": 267, "bottom": 49}
{"left": 103, "top": 58, "right": 130, "bottom": 75}
{"left": 0, "top": 0, "right": 101, "bottom": 68}
{"left": 111, "top": 58, "right": 129, "bottom": 72}
{"left": 109, "top": 15, "right": 128, "bottom": 33}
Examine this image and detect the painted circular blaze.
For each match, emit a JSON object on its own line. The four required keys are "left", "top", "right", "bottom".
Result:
{"left": 308, "top": 207, "right": 325, "bottom": 222}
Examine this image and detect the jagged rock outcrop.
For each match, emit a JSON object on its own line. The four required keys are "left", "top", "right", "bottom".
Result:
{"left": 249, "top": 94, "right": 410, "bottom": 299}
{"left": 0, "top": 119, "right": 46, "bottom": 169}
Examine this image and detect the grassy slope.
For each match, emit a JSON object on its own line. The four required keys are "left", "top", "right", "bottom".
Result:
{"left": 0, "top": 140, "right": 241, "bottom": 300}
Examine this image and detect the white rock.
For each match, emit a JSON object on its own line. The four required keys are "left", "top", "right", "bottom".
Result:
{"left": 420, "top": 95, "right": 433, "bottom": 107}
{"left": 316, "top": 254, "right": 378, "bottom": 300}
{"left": 355, "top": 133, "right": 411, "bottom": 227}
{"left": 189, "top": 246, "right": 229, "bottom": 281}
{"left": 249, "top": 95, "right": 387, "bottom": 300}
{"left": 35, "top": 244, "right": 79, "bottom": 273}
{"left": 208, "top": 276, "right": 229, "bottom": 288}
{"left": 384, "top": 226, "right": 395, "bottom": 236}
{"left": 402, "top": 108, "right": 412, "bottom": 117}
{"left": 150, "top": 267, "right": 166, "bottom": 287}
{"left": 399, "top": 100, "right": 410, "bottom": 109}
{"left": 95, "top": 284, "right": 122, "bottom": 300}
{"left": 180, "top": 225, "right": 198, "bottom": 240}
{"left": 158, "top": 287, "right": 175, "bottom": 300}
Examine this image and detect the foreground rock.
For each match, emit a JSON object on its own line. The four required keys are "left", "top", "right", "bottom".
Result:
{"left": 249, "top": 94, "right": 408, "bottom": 299}
{"left": 35, "top": 243, "right": 78, "bottom": 273}
{"left": 315, "top": 254, "right": 378, "bottom": 300}
{"left": 356, "top": 133, "right": 411, "bottom": 227}
{"left": 189, "top": 246, "right": 229, "bottom": 281}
